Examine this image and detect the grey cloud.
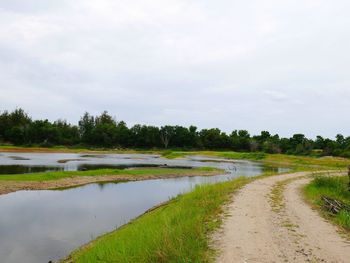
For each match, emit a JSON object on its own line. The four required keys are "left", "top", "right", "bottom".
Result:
{"left": 0, "top": 0, "right": 350, "bottom": 138}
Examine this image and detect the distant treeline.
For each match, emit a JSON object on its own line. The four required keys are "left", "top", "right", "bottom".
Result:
{"left": 0, "top": 108, "right": 350, "bottom": 157}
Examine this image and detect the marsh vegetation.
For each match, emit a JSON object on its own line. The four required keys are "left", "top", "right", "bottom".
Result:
{"left": 304, "top": 175, "right": 350, "bottom": 231}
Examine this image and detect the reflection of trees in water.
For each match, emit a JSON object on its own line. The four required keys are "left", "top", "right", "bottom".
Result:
{"left": 0, "top": 165, "right": 63, "bottom": 175}
{"left": 98, "top": 183, "right": 106, "bottom": 190}
{"left": 262, "top": 166, "right": 289, "bottom": 173}
{"left": 97, "top": 182, "right": 120, "bottom": 191}
{"left": 0, "top": 163, "right": 195, "bottom": 175}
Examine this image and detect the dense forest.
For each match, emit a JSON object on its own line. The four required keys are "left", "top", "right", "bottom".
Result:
{"left": 0, "top": 108, "right": 349, "bottom": 157}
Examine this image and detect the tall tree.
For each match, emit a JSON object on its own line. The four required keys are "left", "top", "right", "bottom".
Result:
{"left": 160, "top": 126, "right": 174, "bottom": 149}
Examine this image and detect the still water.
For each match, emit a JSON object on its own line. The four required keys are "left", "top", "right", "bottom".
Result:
{"left": 0, "top": 153, "right": 289, "bottom": 263}
{"left": 0, "top": 152, "right": 284, "bottom": 175}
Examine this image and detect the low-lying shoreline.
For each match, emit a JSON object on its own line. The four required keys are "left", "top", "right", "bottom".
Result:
{"left": 0, "top": 167, "right": 224, "bottom": 195}
{"left": 62, "top": 176, "right": 251, "bottom": 263}
{"left": 1, "top": 146, "right": 348, "bottom": 170}
{"left": 1, "top": 147, "right": 347, "bottom": 262}
{"left": 0, "top": 145, "right": 151, "bottom": 154}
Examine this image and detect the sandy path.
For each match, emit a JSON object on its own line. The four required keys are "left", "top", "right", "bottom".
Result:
{"left": 215, "top": 171, "right": 350, "bottom": 263}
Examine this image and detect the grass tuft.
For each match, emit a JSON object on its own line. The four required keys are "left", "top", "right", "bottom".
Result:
{"left": 304, "top": 175, "right": 350, "bottom": 231}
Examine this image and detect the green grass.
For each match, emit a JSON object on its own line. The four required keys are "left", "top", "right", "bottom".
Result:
{"left": 0, "top": 167, "right": 222, "bottom": 182}
{"left": 264, "top": 154, "right": 349, "bottom": 169}
{"left": 4, "top": 145, "right": 349, "bottom": 260}
{"left": 62, "top": 177, "right": 251, "bottom": 263}
{"left": 160, "top": 150, "right": 349, "bottom": 170}
{"left": 215, "top": 151, "right": 267, "bottom": 160}
{"left": 304, "top": 175, "right": 350, "bottom": 231}
{"left": 160, "top": 150, "right": 266, "bottom": 160}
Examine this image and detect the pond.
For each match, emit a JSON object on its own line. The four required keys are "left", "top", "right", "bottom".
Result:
{"left": 0, "top": 153, "right": 289, "bottom": 263}
{"left": 0, "top": 152, "right": 285, "bottom": 175}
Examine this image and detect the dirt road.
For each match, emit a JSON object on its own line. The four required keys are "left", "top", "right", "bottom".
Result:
{"left": 215, "top": 172, "right": 350, "bottom": 263}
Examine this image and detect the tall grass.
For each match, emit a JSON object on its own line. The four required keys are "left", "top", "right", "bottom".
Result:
{"left": 266, "top": 154, "right": 349, "bottom": 169}
{"left": 304, "top": 175, "right": 350, "bottom": 231}
{"left": 63, "top": 177, "right": 250, "bottom": 263}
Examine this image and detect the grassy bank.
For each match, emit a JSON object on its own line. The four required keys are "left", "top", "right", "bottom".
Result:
{"left": 161, "top": 151, "right": 349, "bottom": 170}
{"left": 304, "top": 175, "right": 350, "bottom": 231}
{"left": 160, "top": 150, "right": 266, "bottom": 160}
{"left": 63, "top": 176, "right": 251, "bottom": 263}
{"left": 0, "top": 167, "right": 222, "bottom": 182}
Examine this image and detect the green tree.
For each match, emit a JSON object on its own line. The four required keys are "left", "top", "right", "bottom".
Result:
{"left": 78, "top": 112, "right": 95, "bottom": 144}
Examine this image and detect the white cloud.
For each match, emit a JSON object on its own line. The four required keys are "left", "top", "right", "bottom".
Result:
{"left": 0, "top": 0, "right": 350, "bottom": 138}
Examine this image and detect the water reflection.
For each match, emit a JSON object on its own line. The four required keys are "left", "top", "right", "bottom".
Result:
{"left": 0, "top": 152, "right": 288, "bottom": 176}
{"left": 0, "top": 153, "right": 288, "bottom": 176}
{"left": 0, "top": 165, "right": 63, "bottom": 174}
{"left": 0, "top": 174, "right": 235, "bottom": 263}
{"left": 0, "top": 153, "right": 290, "bottom": 263}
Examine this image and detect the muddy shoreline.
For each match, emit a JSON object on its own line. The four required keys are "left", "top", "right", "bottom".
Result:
{"left": 0, "top": 170, "right": 221, "bottom": 196}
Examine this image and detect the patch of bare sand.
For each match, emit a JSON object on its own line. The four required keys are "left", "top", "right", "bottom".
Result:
{"left": 0, "top": 170, "right": 219, "bottom": 195}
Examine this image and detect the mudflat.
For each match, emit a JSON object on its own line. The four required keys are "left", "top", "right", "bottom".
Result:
{"left": 0, "top": 169, "right": 219, "bottom": 195}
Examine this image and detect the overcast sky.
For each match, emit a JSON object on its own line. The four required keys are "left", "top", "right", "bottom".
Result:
{"left": 0, "top": 1, "right": 349, "bottom": 138}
